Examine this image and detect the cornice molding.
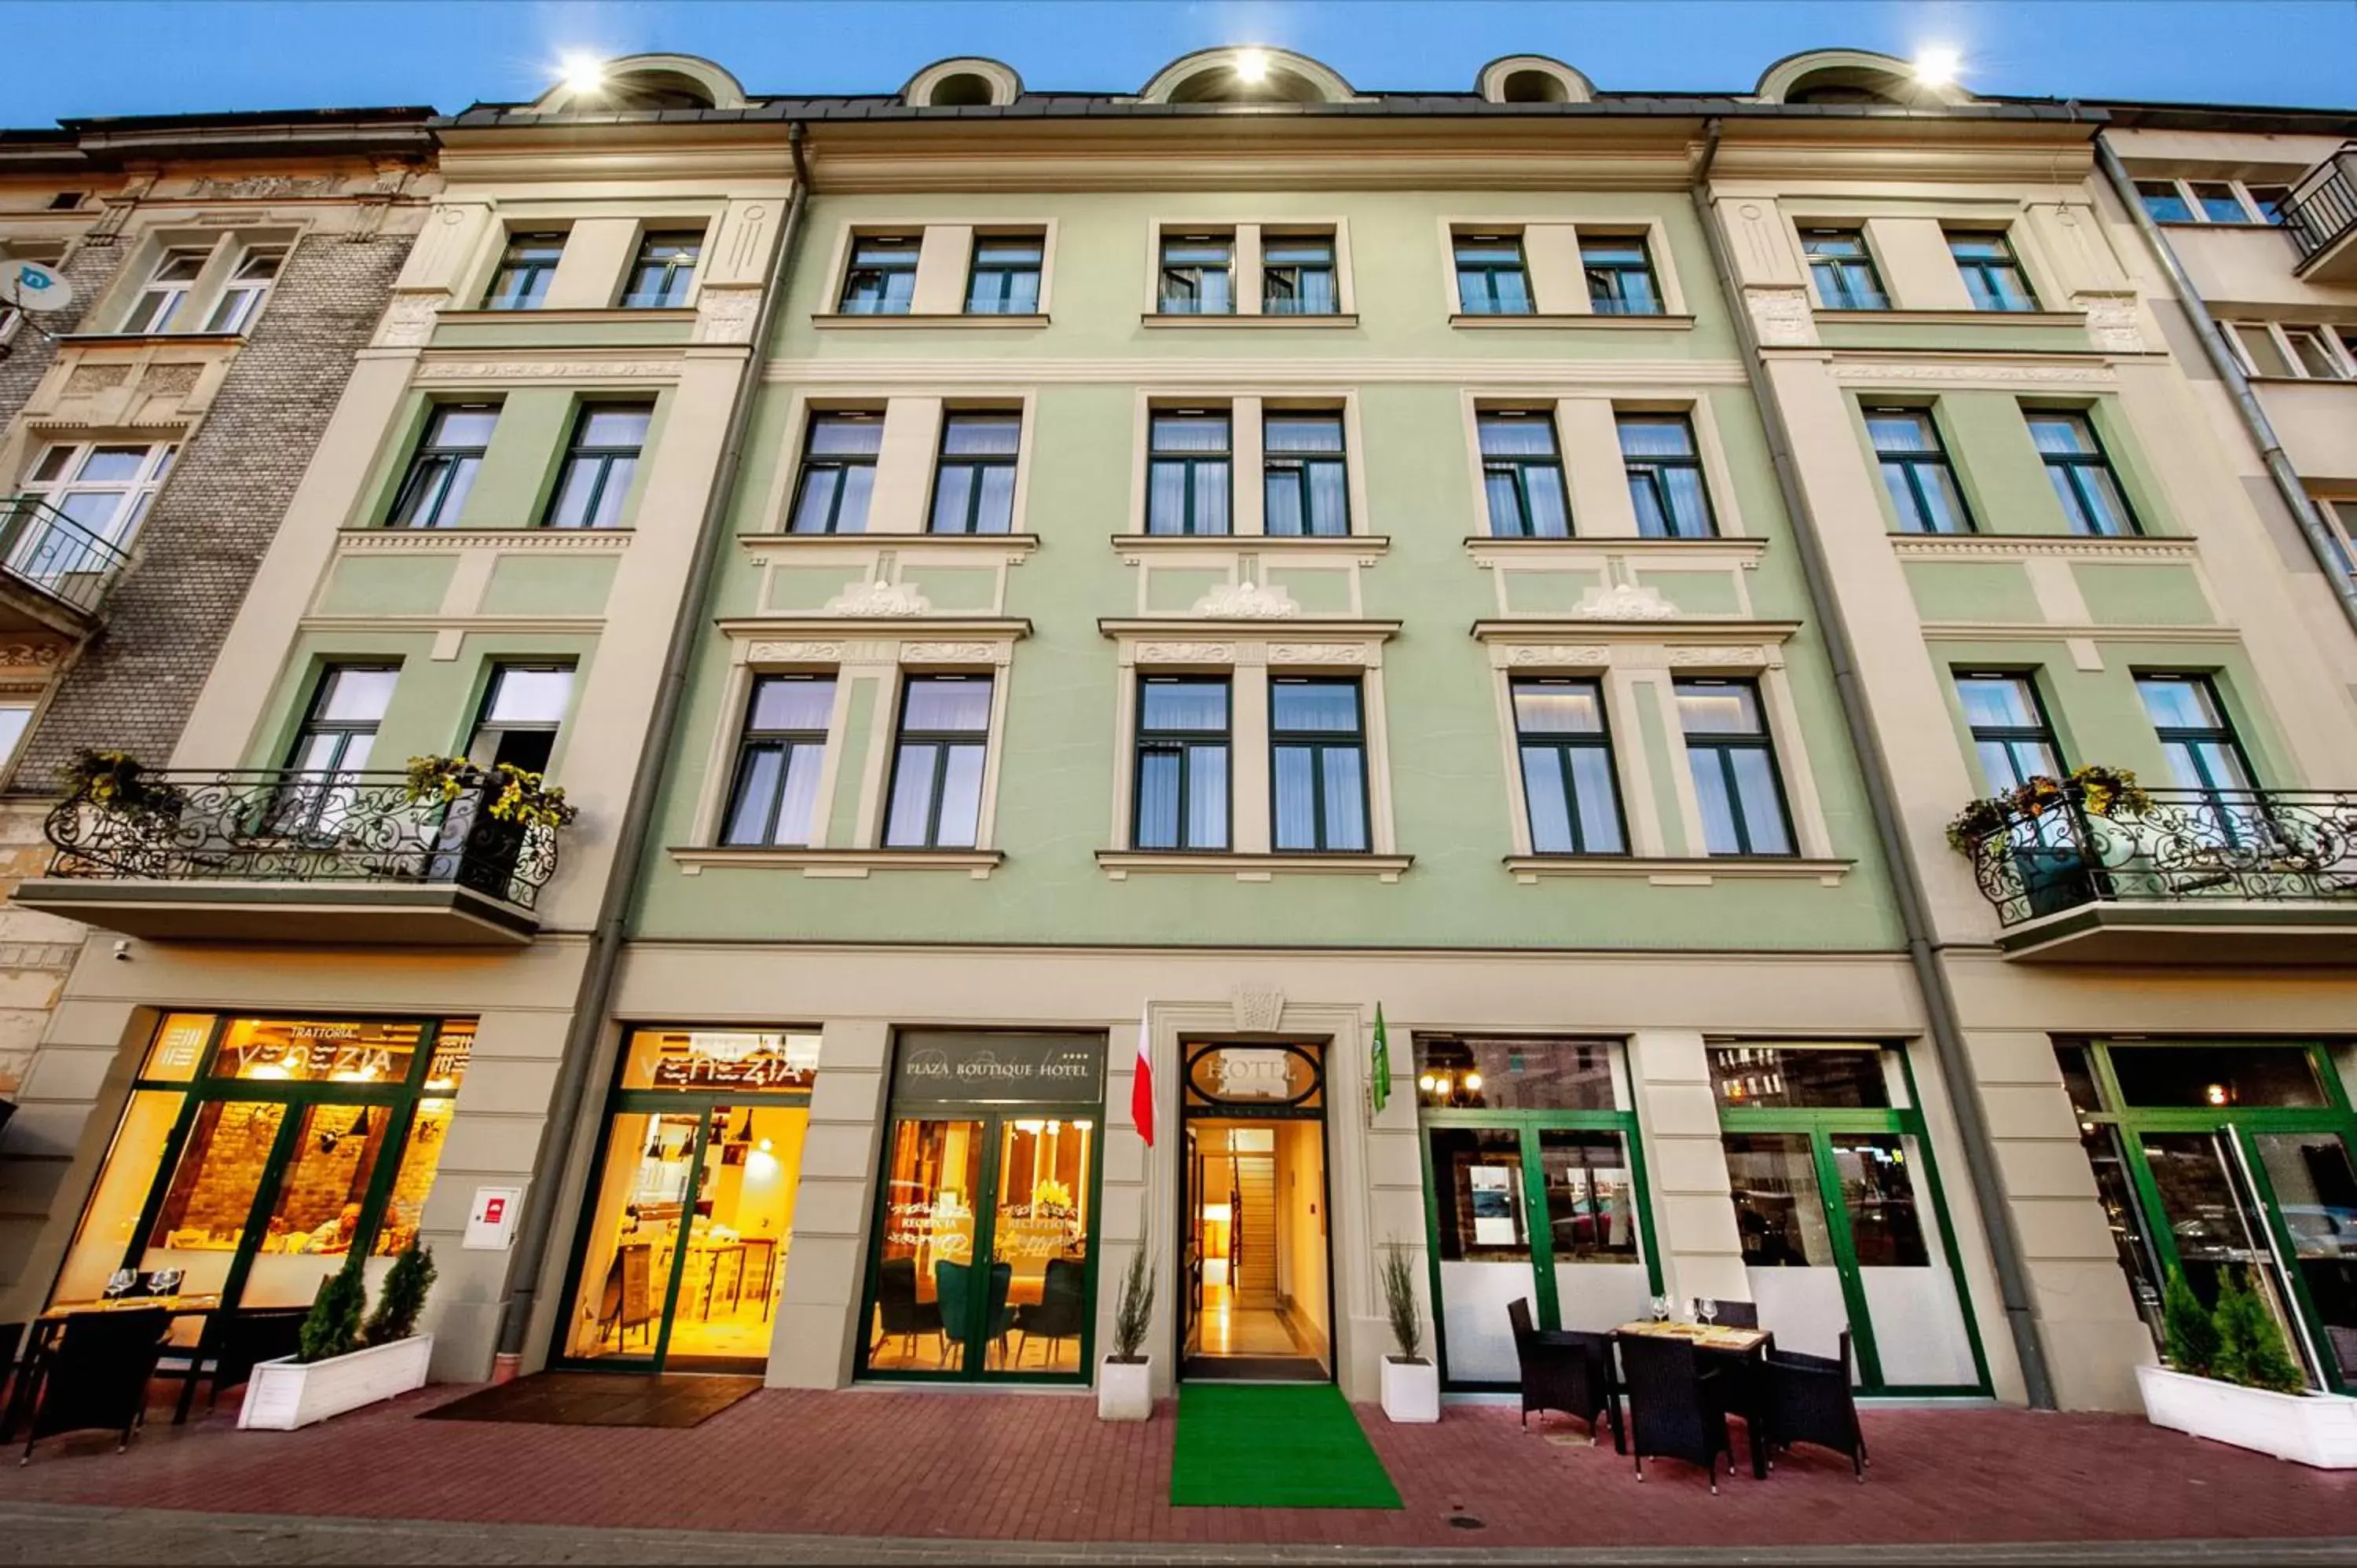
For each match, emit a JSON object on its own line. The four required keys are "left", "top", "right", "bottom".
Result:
{"left": 1096, "top": 851, "right": 1414, "bottom": 884}
{"left": 739, "top": 533, "right": 1039, "bottom": 565}
{"left": 1450, "top": 313, "right": 1696, "bottom": 332}
{"left": 338, "top": 527, "right": 635, "bottom": 552}
{"left": 1472, "top": 617, "right": 1801, "bottom": 644}
{"left": 1505, "top": 855, "right": 1853, "bottom": 886}
{"left": 669, "top": 846, "right": 1003, "bottom": 879}
{"left": 1888, "top": 533, "right": 2197, "bottom": 562}
{"left": 764, "top": 357, "right": 1747, "bottom": 387}
{"left": 1917, "top": 621, "right": 2238, "bottom": 643}
{"left": 413, "top": 354, "right": 686, "bottom": 384}
{"left": 1465, "top": 535, "right": 1768, "bottom": 566}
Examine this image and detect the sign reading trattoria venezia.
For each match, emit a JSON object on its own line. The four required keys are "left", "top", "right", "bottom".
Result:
{"left": 891, "top": 1031, "right": 1105, "bottom": 1106}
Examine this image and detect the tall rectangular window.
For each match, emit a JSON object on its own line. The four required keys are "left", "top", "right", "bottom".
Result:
{"left": 722, "top": 675, "right": 836, "bottom": 848}
{"left": 788, "top": 413, "right": 883, "bottom": 534}
{"left": 287, "top": 665, "right": 399, "bottom": 775}
{"left": 22, "top": 441, "right": 177, "bottom": 553}
{"left": 1802, "top": 229, "right": 1887, "bottom": 311}
{"left": 469, "top": 665, "right": 574, "bottom": 775}
{"left": 2027, "top": 411, "right": 2139, "bottom": 537}
{"left": 1948, "top": 230, "right": 2039, "bottom": 313}
{"left": 966, "top": 233, "right": 1043, "bottom": 314}
{"left": 1263, "top": 412, "right": 1348, "bottom": 537}
{"left": 884, "top": 675, "right": 992, "bottom": 850}
{"left": 541, "top": 404, "right": 651, "bottom": 530}
{"left": 2135, "top": 181, "right": 2195, "bottom": 223}
{"left": 1676, "top": 679, "right": 1793, "bottom": 856}
{"left": 1146, "top": 411, "right": 1231, "bottom": 537}
{"left": 203, "top": 246, "right": 284, "bottom": 333}
{"left": 2190, "top": 182, "right": 2252, "bottom": 223}
{"left": 1262, "top": 233, "right": 1336, "bottom": 315}
{"left": 1867, "top": 408, "right": 1972, "bottom": 534}
{"left": 1479, "top": 412, "right": 1571, "bottom": 539}
{"left": 1619, "top": 415, "right": 1716, "bottom": 539}
{"left": 1512, "top": 678, "right": 1625, "bottom": 855}
{"left": 126, "top": 248, "right": 208, "bottom": 332}
{"left": 621, "top": 230, "right": 702, "bottom": 308}
{"left": 929, "top": 412, "right": 1021, "bottom": 535}
{"left": 1455, "top": 235, "right": 1532, "bottom": 316}
{"left": 1955, "top": 672, "right": 2063, "bottom": 791}
{"left": 2136, "top": 673, "right": 2256, "bottom": 795}
{"left": 485, "top": 232, "right": 565, "bottom": 310}
{"left": 1158, "top": 234, "right": 1233, "bottom": 315}
{"left": 1271, "top": 677, "right": 1368, "bottom": 852}
{"left": 840, "top": 236, "right": 919, "bottom": 315}
{"left": 387, "top": 405, "right": 497, "bottom": 530}
{"left": 1133, "top": 676, "right": 1230, "bottom": 852}
{"left": 1581, "top": 234, "right": 1662, "bottom": 316}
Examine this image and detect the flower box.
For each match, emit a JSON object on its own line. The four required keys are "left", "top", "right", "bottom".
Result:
{"left": 1381, "top": 1354, "right": 1440, "bottom": 1423}
{"left": 237, "top": 1334, "right": 433, "bottom": 1431}
{"left": 1098, "top": 1355, "right": 1153, "bottom": 1422}
{"left": 2137, "top": 1362, "right": 2357, "bottom": 1468}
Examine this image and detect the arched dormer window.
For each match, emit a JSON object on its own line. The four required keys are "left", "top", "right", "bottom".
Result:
{"left": 1754, "top": 49, "right": 1971, "bottom": 108}
{"left": 1136, "top": 47, "right": 1361, "bottom": 106}
{"left": 901, "top": 57, "right": 1023, "bottom": 108}
{"left": 1475, "top": 56, "right": 1594, "bottom": 106}
{"left": 531, "top": 54, "right": 748, "bottom": 115}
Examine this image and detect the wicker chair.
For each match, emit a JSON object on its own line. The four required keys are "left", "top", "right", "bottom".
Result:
{"left": 1762, "top": 1328, "right": 1868, "bottom": 1480}
{"left": 1506, "top": 1297, "right": 1622, "bottom": 1449}
{"left": 1618, "top": 1332, "right": 1734, "bottom": 1493}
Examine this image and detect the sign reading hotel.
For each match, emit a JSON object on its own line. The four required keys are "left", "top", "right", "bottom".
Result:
{"left": 892, "top": 1031, "right": 1105, "bottom": 1107}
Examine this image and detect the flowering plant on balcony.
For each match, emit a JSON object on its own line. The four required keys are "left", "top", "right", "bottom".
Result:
{"left": 403, "top": 756, "right": 579, "bottom": 833}
{"left": 1944, "top": 764, "right": 2155, "bottom": 855}
{"left": 59, "top": 749, "right": 184, "bottom": 815}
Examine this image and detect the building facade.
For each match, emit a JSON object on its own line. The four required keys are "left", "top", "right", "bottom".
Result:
{"left": 2, "top": 46, "right": 2353, "bottom": 1417}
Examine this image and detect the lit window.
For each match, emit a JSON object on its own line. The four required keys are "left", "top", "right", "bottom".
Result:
{"left": 1675, "top": 679, "right": 1793, "bottom": 856}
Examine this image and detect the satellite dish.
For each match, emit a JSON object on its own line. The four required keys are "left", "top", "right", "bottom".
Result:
{"left": 0, "top": 260, "right": 72, "bottom": 313}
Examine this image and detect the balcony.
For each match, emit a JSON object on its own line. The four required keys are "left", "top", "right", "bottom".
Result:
{"left": 1957, "top": 786, "right": 2357, "bottom": 964}
{"left": 13, "top": 769, "right": 560, "bottom": 945}
{"left": 2285, "top": 144, "right": 2357, "bottom": 283}
{"left": 0, "top": 495, "right": 133, "bottom": 636}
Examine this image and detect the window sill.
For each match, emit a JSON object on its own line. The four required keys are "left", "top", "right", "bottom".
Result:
{"left": 436, "top": 307, "right": 698, "bottom": 326}
{"left": 810, "top": 313, "right": 1050, "bottom": 329}
{"left": 1098, "top": 851, "right": 1412, "bottom": 883}
{"left": 57, "top": 331, "right": 246, "bottom": 347}
{"left": 1138, "top": 313, "right": 1360, "bottom": 329}
{"left": 740, "top": 531, "right": 1039, "bottom": 559}
{"left": 1505, "top": 855, "right": 1851, "bottom": 886}
{"left": 1472, "top": 617, "right": 1801, "bottom": 646}
{"left": 1464, "top": 535, "right": 1765, "bottom": 561}
{"left": 2245, "top": 373, "right": 2357, "bottom": 387}
{"left": 1113, "top": 533, "right": 1387, "bottom": 556}
{"left": 670, "top": 847, "right": 1003, "bottom": 879}
{"left": 1449, "top": 313, "right": 1695, "bottom": 331}
{"left": 1813, "top": 308, "right": 2084, "bottom": 328}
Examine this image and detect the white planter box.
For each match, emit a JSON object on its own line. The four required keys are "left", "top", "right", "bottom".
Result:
{"left": 1381, "top": 1356, "right": 1440, "bottom": 1423}
{"left": 238, "top": 1335, "right": 434, "bottom": 1431}
{"left": 2137, "top": 1363, "right": 2357, "bottom": 1468}
{"left": 1098, "top": 1356, "right": 1153, "bottom": 1422}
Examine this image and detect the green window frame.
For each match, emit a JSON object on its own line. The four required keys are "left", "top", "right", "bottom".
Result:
{"left": 1802, "top": 229, "right": 1888, "bottom": 311}
{"left": 1479, "top": 412, "right": 1571, "bottom": 538}
{"left": 484, "top": 232, "right": 565, "bottom": 310}
{"left": 621, "top": 230, "right": 702, "bottom": 309}
{"left": 1146, "top": 410, "right": 1232, "bottom": 537}
{"left": 2135, "top": 672, "right": 2258, "bottom": 797}
{"left": 1955, "top": 670, "right": 2065, "bottom": 792}
{"left": 540, "top": 403, "right": 651, "bottom": 530}
{"left": 2027, "top": 409, "right": 2140, "bottom": 537}
{"left": 1454, "top": 235, "right": 1533, "bottom": 316}
{"left": 387, "top": 404, "right": 497, "bottom": 530}
{"left": 965, "top": 233, "right": 1043, "bottom": 315}
{"left": 1158, "top": 234, "right": 1233, "bottom": 315}
{"left": 1261, "top": 412, "right": 1348, "bottom": 537}
{"left": 927, "top": 412, "right": 1021, "bottom": 535}
{"left": 1618, "top": 414, "right": 1717, "bottom": 539}
{"left": 720, "top": 674, "right": 835, "bottom": 848}
{"left": 840, "top": 235, "right": 919, "bottom": 315}
{"left": 1262, "top": 233, "right": 1336, "bottom": 315}
{"left": 1511, "top": 676, "right": 1626, "bottom": 856}
{"left": 1866, "top": 407, "right": 1974, "bottom": 534}
{"left": 1270, "top": 676, "right": 1369, "bottom": 853}
{"left": 1132, "top": 675, "right": 1230, "bottom": 852}
{"left": 787, "top": 412, "right": 883, "bottom": 535}
{"left": 1948, "top": 229, "right": 2040, "bottom": 313}
{"left": 1580, "top": 234, "right": 1662, "bottom": 316}
{"left": 1675, "top": 677, "right": 1794, "bottom": 857}
{"left": 882, "top": 674, "right": 992, "bottom": 850}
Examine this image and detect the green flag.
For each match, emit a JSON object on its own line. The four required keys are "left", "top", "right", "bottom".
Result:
{"left": 1371, "top": 1004, "right": 1391, "bottom": 1115}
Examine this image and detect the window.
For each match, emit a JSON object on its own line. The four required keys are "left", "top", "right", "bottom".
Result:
{"left": 485, "top": 232, "right": 565, "bottom": 311}
{"left": 1802, "top": 229, "right": 1888, "bottom": 311}
{"left": 203, "top": 247, "right": 284, "bottom": 333}
{"left": 2227, "top": 321, "right": 2356, "bottom": 381}
{"left": 2288, "top": 327, "right": 2354, "bottom": 380}
{"left": 966, "top": 233, "right": 1043, "bottom": 315}
{"left": 2138, "top": 177, "right": 2286, "bottom": 225}
{"left": 0, "top": 702, "right": 34, "bottom": 777}
{"left": 2323, "top": 499, "right": 2357, "bottom": 573}
{"left": 1455, "top": 235, "right": 1532, "bottom": 316}
{"left": 1618, "top": 415, "right": 1716, "bottom": 539}
{"left": 883, "top": 675, "right": 992, "bottom": 849}
{"left": 1866, "top": 408, "right": 1972, "bottom": 534}
{"left": 2245, "top": 185, "right": 2293, "bottom": 225}
{"left": 21, "top": 441, "right": 177, "bottom": 551}
{"left": 126, "top": 248, "right": 207, "bottom": 333}
{"left": 1947, "top": 230, "right": 2039, "bottom": 313}
{"left": 929, "top": 412, "right": 1022, "bottom": 535}
{"left": 2135, "top": 181, "right": 2195, "bottom": 224}
{"left": 469, "top": 665, "right": 574, "bottom": 775}
{"left": 1262, "top": 233, "right": 1336, "bottom": 315}
{"left": 1581, "top": 234, "right": 1662, "bottom": 316}
{"left": 1512, "top": 678, "right": 1625, "bottom": 855}
{"left": 541, "top": 404, "right": 651, "bottom": 530}
{"left": 621, "top": 230, "right": 701, "bottom": 308}
{"left": 1158, "top": 234, "right": 1233, "bottom": 315}
{"left": 2026, "top": 411, "right": 2138, "bottom": 537}
{"left": 839, "top": 235, "right": 919, "bottom": 315}
{"left": 2135, "top": 673, "right": 2256, "bottom": 796}
{"left": 1146, "top": 411, "right": 1231, "bottom": 537}
{"left": 1263, "top": 412, "right": 1348, "bottom": 537}
{"left": 1133, "top": 676, "right": 1230, "bottom": 851}
{"left": 787, "top": 413, "right": 882, "bottom": 535}
{"left": 1676, "top": 679, "right": 1793, "bottom": 856}
{"left": 721, "top": 675, "right": 836, "bottom": 847}
{"left": 1271, "top": 677, "right": 1367, "bottom": 852}
{"left": 1479, "top": 412, "right": 1571, "bottom": 539}
{"left": 287, "top": 665, "right": 398, "bottom": 775}
{"left": 1955, "top": 672, "right": 2063, "bottom": 791}
{"left": 387, "top": 405, "right": 497, "bottom": 529}
{"left": 2190, "top": 182, "right": 2252, "bottom": 224}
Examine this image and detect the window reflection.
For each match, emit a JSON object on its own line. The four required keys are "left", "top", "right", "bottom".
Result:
{"left": 1724, "top": 1132, "right": 1834, "bottom": 1267}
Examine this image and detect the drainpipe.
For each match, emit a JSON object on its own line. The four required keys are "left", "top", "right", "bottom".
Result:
{"left": 1688, "top": 117, "right": 2058, "bottom": 1409}
{"left": 493, "top": 121, "right": 813, "bottom": 1365}
{"left": 2091, "top": 131, "right": 2357, "bottom": 640}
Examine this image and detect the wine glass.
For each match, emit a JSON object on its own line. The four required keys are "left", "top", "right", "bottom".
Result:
{"left": 1698, "top": 1296, "right": 1718, "bottom": 1330}
{"left": 104, "top": 1268, "right": 137, "bottom": 1299}
{"left": 1648, "top": 1294, "right": 1670, "bottom": 1323}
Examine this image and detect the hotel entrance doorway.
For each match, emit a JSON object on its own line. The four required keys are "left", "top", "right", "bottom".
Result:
{"left": 1180, "top": 1042, "right": 1331, "bottom": 1383}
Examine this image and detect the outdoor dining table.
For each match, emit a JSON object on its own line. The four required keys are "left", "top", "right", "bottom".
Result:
{"left": 1613, "top": 1319, "right": 1775, "bottom": 1479}
{"left": 4, "top": 1294, "right": 224, "bottom": 1437}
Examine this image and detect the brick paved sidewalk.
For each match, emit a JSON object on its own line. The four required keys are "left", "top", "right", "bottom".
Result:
{"left": 0, "top": 1385, "right": 2353, "bottom": 1555}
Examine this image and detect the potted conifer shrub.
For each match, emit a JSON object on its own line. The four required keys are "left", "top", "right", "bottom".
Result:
{"left": 240, "top": 1244, "right": 438, "bottom": 1431}
{"left": 1098, "top": 1245, "right": 1156, "bottom": 1422}
{"left": 1378, "top": 1242, "right": 1440, "bottom": 1423}
{"left": 2137, "top": 1266, "right": 2357, "bottom": 1467}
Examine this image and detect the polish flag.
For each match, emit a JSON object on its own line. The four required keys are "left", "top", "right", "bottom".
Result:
{"left": 1131, "top": 1010, "right": 1155, "bottom": 1147}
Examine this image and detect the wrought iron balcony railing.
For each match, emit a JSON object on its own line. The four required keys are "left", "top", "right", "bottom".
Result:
{"left": 1959, "top": 786, "right": 2357, "bottom": 928}
{"left": 42, "top": 769, "right": 559, "bottom": 910}
{"left": 2284, "top": 145, "right": 2357, "bottom": 267}
{"left": 0, "top": 494, "right": 134, "bottom": 618}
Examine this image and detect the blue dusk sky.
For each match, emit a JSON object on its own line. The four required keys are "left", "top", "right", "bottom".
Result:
{"left": 5, "top": 1, "right": 2352, "bottom": 126}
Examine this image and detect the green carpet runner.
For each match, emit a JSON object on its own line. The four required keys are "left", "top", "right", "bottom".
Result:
{"left": 1169, "top": 1383, "right": 1405, "bottom": 1509}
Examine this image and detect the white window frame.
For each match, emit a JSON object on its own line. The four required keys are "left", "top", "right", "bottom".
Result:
{"left": 203, "top": 244, "right": 287, "bottom": 335}
{"left": 2222, "top": 319, "right": 2357, "bottom": 381}
{"left": 2133, "top": 177, "right": 2290, "bottom": 226}
{"left": 123, "top": 246, "right": 211, "bottom": 333}
{"left": 20, "top": 441, "right": 178, "bottom": 548}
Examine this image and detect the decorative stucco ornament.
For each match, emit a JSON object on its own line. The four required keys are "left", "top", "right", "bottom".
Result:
{"left": 1230, "top": 982, "right": 1285, "bottom": 1032}
{"left": 1193, "top": 579, "right": 1300, "bottom": 620}
{"left": 823, "top": 579, "right": 933, "bottom": 617}
{"left": 1571, "top": 582, "right": 1680, "bottom": 621}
